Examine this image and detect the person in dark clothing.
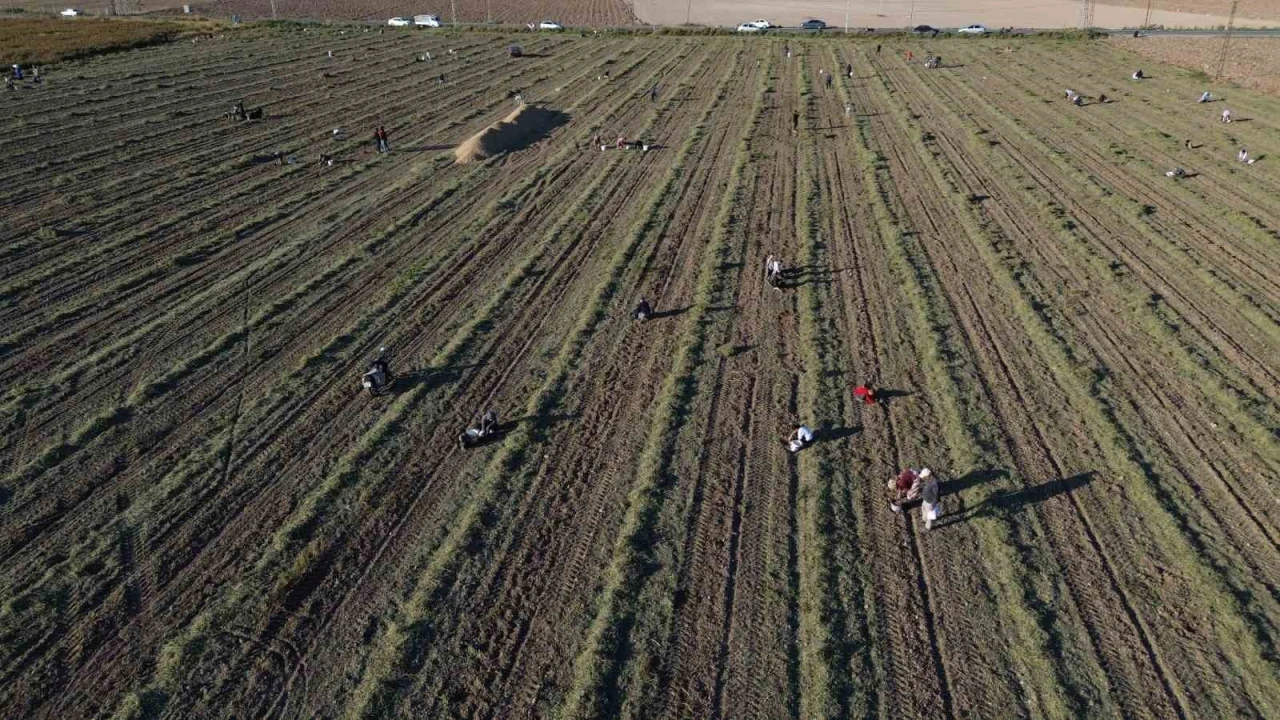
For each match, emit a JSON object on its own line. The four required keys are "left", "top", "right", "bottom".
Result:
{"left": 845, "top": 62, "right": 853, "bottom": 78}
{"left": 876, "top": 44, "right": 881, "bottom": 54}
{"left": 233, "top": 101, "right": 246, "bottom": 120}
{"left": 634, "top": 297, "right": 653, "bottom": 321}
{"left": 792, "top": 110, "right": 800, "bottom": 134}
{"left": 649, "top": 84, "right": 658, "bottom": 102}
{"left": 480, "top": 408, "right": 498, "bottom": 435}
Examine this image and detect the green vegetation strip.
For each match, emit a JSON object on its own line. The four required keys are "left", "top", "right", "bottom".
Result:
{"left": 560, "top": 45, "right": 764, "bottom": 720}
{"left": 351, "top": 46, "right": 750, "bottom": 718}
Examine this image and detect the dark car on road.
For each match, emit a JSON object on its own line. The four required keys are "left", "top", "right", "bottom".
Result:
{"left": 801, "top": 19, "right": 827, "bottom": 30}
{"left": 913, "top": 24, "right": 936, "bottom": 34}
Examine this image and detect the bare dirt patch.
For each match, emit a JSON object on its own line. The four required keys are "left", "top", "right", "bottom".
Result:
{"left": 197, "top": 0, "right": 638, "bottom": 26}
{"left": 1113, "top": 35, "right": 1280, "bottom": 96}
{"left": 0, "top": 17, "right": 203, "bottom": 66}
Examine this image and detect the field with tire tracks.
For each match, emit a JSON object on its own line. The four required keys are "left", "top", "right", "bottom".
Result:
{"left": 1, "top": 26, "right": 1278, "bottom": 719}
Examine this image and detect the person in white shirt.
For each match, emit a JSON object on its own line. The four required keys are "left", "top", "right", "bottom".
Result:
{"left": 788, "top": 425, "right": 814, "bottom": 452}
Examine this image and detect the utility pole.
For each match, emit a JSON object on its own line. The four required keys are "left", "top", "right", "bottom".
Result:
{"left": 269, "top": 0, "right": 277, "bottom": 20}
{"left": 451, "top": 0, "right": 458, "bottom": 27}
{"left": 908, "top": 0, "right": 916, "bottom": 28}
{"left": 845, "top": 0, "right": 850, "bottom": 33}
{"left": 685, "top": 0, "right": 692, "bottom": 25}
{"left": 1215, "top": 0, "right": 1238, "bottom": 79}
{"left": 486, "top": 0, "right": 491, "bottom": 24}
{"left": 1143, "top": 0, "right": 1153, "bottom": 28}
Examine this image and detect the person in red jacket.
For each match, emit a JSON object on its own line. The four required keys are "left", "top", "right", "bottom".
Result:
{"left": 853, "top": 384, "right": 878, "bottom": 406}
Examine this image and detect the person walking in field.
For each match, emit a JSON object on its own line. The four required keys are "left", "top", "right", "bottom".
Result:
{"left": 1198, "top": 90, "right": 1212, "bottom": 103}
{"left": 825, "top": 72, "right": 833, "bottom": 91}
{"left": 876, "top": 44, "right": 881, "bottom": 55}
{"left": 846, "top": 63, "right": 853, "bottom": 79}
{"left": 649, "top": 84, "right": 658, "bottom": 102}
{"left": 1238, "top": 147, "right": 1250, "bottom": 163}
{"left": 634, "top": 297, "right": 653, "bottom": 321}
{"left": 792, "top": 109, "right": 800, "bottom": 135}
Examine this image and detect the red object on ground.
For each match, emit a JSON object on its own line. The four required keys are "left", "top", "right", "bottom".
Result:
{"left": 896, "top": 469, "right": 916, "bottom": 491}
{"left": 853, "top": 385, "right": 877, "bottom": 405}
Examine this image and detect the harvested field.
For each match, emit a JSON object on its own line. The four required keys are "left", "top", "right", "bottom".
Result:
{"left": 1114, "top": 36, "right": 1280, "bottom": 97}
{"left": 198, "top": 0, "right": 639, "bottom": 26}
{"left": 0, "top": 17, "right": 208, "bottom": 67}
{"left": 2, "top": 26, "right": 1279, "bottom": 720}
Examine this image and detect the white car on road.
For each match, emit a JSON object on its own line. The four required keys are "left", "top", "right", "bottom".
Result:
{"left": 958, "top": 24, "right": 987, "bottom": 34}
{"left": 414, "top": 14, "right": 441, "bottom": 27}
{"left": 387, "top": 17, "right": 412, "bottom": 27}
{"left": 539, "top": 20, "right": 564, "bottom": 30}
{"left": 60, "top": 7, "right": 82, "bottom": 16}
{"left": 737, "top": 23, "right": 764, "bottom": 33}
{"left": 746, "top": 19, "right": 771, "bottom": 29}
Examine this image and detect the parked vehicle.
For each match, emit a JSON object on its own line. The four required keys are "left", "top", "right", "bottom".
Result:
{"left": 801, "top": 19, "right": 827, "bottom": 30}
{"left": 60, "top": 7, "right": 81, "bottom": 16}
{"left": 414, "top": 14, "right": 441, "bottom": 27}
{"left": 539, "top": 20, "right": 564, "bottom": 30}
{"left": 746, "top": 19, "right": 771, "bottom": 29}
{"left": 913, "top": 24, "right": 936, "bottom": 34}
{"left": 737, "top": 23, "right": 764, "bottom": 33}
{"left": 387, "top": 17, "right": 412, "bottom": 27}
{"left": 958, "top": 24, "right": 987, "bottom": 34}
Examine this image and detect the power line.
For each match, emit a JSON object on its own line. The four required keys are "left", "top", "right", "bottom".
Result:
{"left": 1215, "top": 0, "right": 1238, "bottom": 79}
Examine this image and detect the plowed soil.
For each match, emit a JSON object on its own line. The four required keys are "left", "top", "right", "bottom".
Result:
{"left": 198, "top": 0, "right": 638, "bottom": 27}
{"left": 2, "top": 28, "right": 1279, "bottom": 720}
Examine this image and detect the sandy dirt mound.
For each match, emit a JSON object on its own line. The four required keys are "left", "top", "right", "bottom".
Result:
{"left": 454, "top": 104, "right": 565, "bottom": 164}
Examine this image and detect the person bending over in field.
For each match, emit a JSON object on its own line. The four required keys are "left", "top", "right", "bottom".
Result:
{"left": 1220, "top": 109, "right": 1233, "bottom": 123}
{"left": 788, "top": 425, "right": 815, "bottom": 453}
{"left": 853, "top": 384, "right": 879, "bottom": 406}
{"left": 888, "top": 467, "right": 932, "bottom": 512}
{"left": 765, "top": 255, "right": 783, "bottom": 288}
{"left": 634, "top": 297, "right": 653, "bottom": 321}
{"left": 1131, "top": 69, "right": 1144, "bottom": 80}
{"left": 480, "top": 408, "right": 499, "bottom": 436}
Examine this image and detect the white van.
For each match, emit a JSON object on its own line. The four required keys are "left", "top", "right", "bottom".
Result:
{"left": 414, "top": 14, "right": 442, "bottom": 27}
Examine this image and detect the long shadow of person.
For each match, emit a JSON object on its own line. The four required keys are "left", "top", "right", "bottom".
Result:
{"left": 941, "top": 471, "right": 1097, "bottom": 526}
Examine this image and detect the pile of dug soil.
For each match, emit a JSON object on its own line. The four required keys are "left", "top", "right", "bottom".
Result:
{"left": 454, "top": 104, "right": 561, "bottom": 163}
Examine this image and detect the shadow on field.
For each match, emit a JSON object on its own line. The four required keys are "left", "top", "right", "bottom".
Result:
{"left": 397, "top": 144, "right": 457, "bottom": 151}
{"left": 506, "top": 412, "right": 580, "bottom": 431}
{"left": 874, "top": 388, "right": 913, "bottom": 405}
{"left": 942, "top": 470, "right": 1096, "bottom": 526}
{"left": 396, "top": 363, "right": 482, "bottom": 391}
{"left": 820, "top": 425, "right": 862, "bottom": 442}
{"left": 649, "top": 306, "right": 690, "bottom": 320}
{"left": 784, "top": 264, "right": 847, "bottom": 289}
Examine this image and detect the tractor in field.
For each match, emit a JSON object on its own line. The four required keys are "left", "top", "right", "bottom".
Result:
{"left": 362, "top": 347, "right": 394, "bottom": 396}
